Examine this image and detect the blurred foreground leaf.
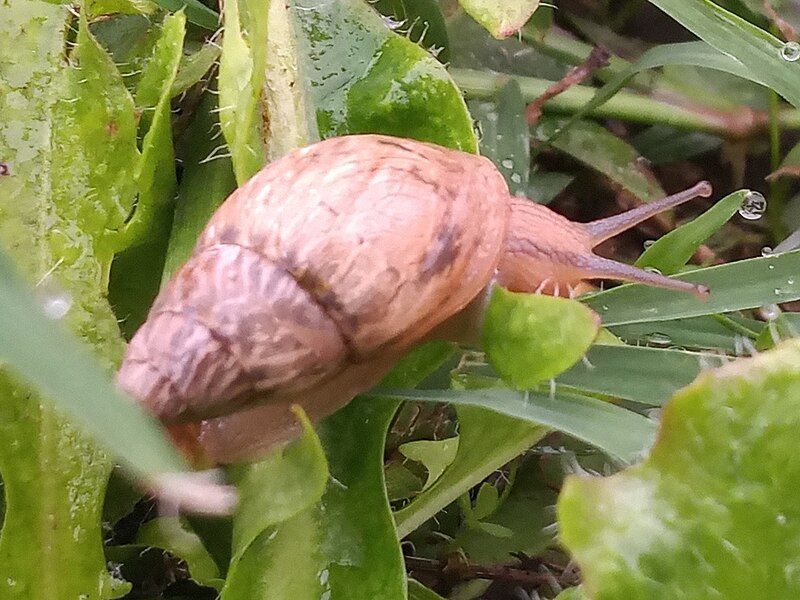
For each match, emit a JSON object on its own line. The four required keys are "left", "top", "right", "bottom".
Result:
{"left": 560, "top": 339, "right": 800, "bottom": 599}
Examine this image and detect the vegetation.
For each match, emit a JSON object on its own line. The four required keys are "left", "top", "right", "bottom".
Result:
{"left": 1, "top": 0, "right": 800, "bottom": 598}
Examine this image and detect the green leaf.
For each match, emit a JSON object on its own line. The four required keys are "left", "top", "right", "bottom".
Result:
{"left": 482, "top": 288, "right": 601, "bottom": 389}
{"left": 558, "top": 345, "right": 727, "bottom": 406}
{"left": 221, "top": 411, "right": 329, "bottom": 599}
{"left": 610, "top": 315, "right": 761, "bottom": 353}
{"left": 465, "top": 344, "right": 729, "bottom": 406}
{"left": 559, "top": 339, "right": 800, "bottom": 599}
{"left": 527, "top": 169, "right": 574, "bottom": 205}
{"left": 136, "top": 517, "right": 222, "bottom": 589}
{"left": 395, "top": 405, "right": 547, "bottom": 538}
{"left": 632, "top": 125, "right": 721, "bottom": 165}
{"left": 371, "top": 0, "right": 451, "bottom": 62}
{"left": 150, "top": 0, "right": 219, "bottom": 30}
{"left": 0, "top": 252, "right": 188, "bottom": 478}
{"left": 293, "top": 0, "right": 476, "bottom": 152}
{"left": 647, "top": 0, "right": 800, "bottom": 109}
{"left": 0, "top": 4, "right": 202, "bottom": 596}
{"left": 469, "top": 79, "right": 530, "bottom": 196}
{"left": 170, "top": 41, "right": 221, "bottom": 98}
{"left": 537, "top": 117, "right": 665, "bottom": 203}
{"left": 399, "top": 437, "right": 460, "bottom": 491}
{"left": 455, "top": 459, "right": 558, "bottom": 563}
{"left": 458, "top": 0, "right": 540, "bottom": 39}
{"left": 408, "top": 579, "right": 448, "bottom": 600}
{"left": 585, "top": 249, "right": 800, "bottom": 326}
{"left": 378, "top": 388, "right": 657, "bottom": 465}
{"left": 107, "top": 12, "right": 186, "bottom": 333}
{"left": 162, "top": 89, "right": 236, "bottom": 281}
{"left": 635, "top": 190, "right": 746, "bottom": 275}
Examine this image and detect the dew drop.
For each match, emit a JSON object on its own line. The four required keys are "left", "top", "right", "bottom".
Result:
{"left": 643, "top": 239, "right": 655, "bottom": 249}
{"left": 769, "top": 264, "right": 776, "bottom": 270}
{"left": 645, "top": 332, "right": 672, "bottom": 347}
{"left": 35, "top": 280, "right": 73, "bottom": 320}
{"left": 510, "top": 173, "right": 522, "bottom": 184}
{"left": 644, "top": 266, "right": 662, "bottom": 275}
{"left": 777, "top": 513, "right": 788, "bottom": 525}
{"left": 781, "top": 41, "right": 800, "bottom": 62}
{"left": 761, "top": 304, "right": 782, "bottom": 321}
{"left": 762, "top": 246, "right": 773, "bottom": 257}
{"left": 738, "top": 191, "right": 767, "bottom": 220}
{"left": 501, "top": 158, "right": 514, "bottom": 169}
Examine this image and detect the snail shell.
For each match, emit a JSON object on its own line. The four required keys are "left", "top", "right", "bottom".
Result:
{"left": 118, "top": 135, "right": 508, "bottom": 456}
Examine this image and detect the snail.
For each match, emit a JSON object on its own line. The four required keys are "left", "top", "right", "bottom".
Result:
{"left": 117, "top": 134, "right": 712, "bottom": 464}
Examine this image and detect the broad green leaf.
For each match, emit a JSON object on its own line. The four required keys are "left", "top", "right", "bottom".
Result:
{"left": 584, "top": 249, "right": 800, "bottom": 326}
{"left": 136, "top": 517, "right": 223, "bottom": 589}
{"left": 221, "top": 411, "right": 329, "bottom": 599}
{"left": 458, "top": 0, "right": 540, "bottom": 39}
{"left": 536, "top": 117, "right": 665, "bottom": 203}
{"left": 559, "top": 339, "right": 800, "bottom": 599}
{"left": 378, "top": 388, "right": 656, "bottom": 465}
{"left": 635, "top": 190, "right": 746, "bottom": 275}
{"left": 394, "top": 406, "right": 547, "bottom": 538}
{"left": 482, "top": 288, "right": 600, "bottom": 390}
{"left": 469, "top": 79, "right": 530, "bottom": 196}
{"left": 399, "top": 437, "right": 460, "bottom": 491}
{"left": 293, "top": 0, "right": 477, "bottom": 152}
{"left": 647, "top": 0, "right": 800, "bottom": 109}
{"left": 107, "top": 12, "right": 185, "bottom": 334}
{"left": 408, "top": 579, "right": 447, "bottom": 600}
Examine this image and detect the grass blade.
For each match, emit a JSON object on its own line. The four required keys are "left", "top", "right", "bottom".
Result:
{"left": 647, "top": 0, "right": 800, "bottom": 109}
{"left": 635, "top": 189, "right": 746, "bottom": 274}
{"left": 371, "top": 389, "right": 656, "bottom": 463}
{"left": 584, "top": 249, "right": 800, "bottom": 326}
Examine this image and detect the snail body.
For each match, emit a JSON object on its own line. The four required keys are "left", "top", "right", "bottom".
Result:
{"left": 117, "top": 134, "right": 711, "bottom": 463}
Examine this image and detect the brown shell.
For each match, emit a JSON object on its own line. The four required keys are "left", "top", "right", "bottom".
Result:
{"left": 117, "top": 134, "right": 509, "bottom": 425}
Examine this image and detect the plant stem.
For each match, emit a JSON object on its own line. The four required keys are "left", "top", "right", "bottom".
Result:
{"left": 450, "top": 68, "right": 800, "bottom": 137}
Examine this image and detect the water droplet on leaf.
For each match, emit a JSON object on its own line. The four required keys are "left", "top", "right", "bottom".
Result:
{"left": 781, "top": 41, "right": 800, "bottom": 62}
{"left": 501, "top": 158, "right": 514, "bottom": 169}
{"left": 762, "top": 246, "right": 773, "bottom": 256}
{"left": 643, "top": 239, "right": 655, "bottom": 249}
{"left": 738, "top": 191, "right": 766, "bottom": 220}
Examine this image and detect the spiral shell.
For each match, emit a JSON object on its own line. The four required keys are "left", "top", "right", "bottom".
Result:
{"left": 117, "top": 135, "right": 510, "bottom": 427}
